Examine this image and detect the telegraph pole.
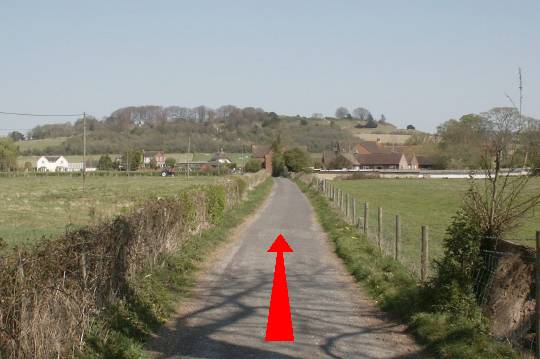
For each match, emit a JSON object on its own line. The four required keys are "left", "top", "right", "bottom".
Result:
{"left": 82, "top": 112, "right": 86, "bottom": 191}
{"left": 518, "top": 67, "right": 523, "bottom": 119}
{"left": 217, "top": 146, "right": 221, "bottom": 176}
{"left": 242, "top": 144, "right": 245, "bottom": 174}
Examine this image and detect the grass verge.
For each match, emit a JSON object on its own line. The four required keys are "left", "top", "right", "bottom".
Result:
{"left": 295, "top": 179, "right": 522, "bottom": 359}
{"left": 81, "top": 177, "right": 273, "bottom": 358}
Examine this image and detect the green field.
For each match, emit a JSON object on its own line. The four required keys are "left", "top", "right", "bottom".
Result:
{"left": 332, "top": 178, "right": 540, "bottom": 276}
{"left": 0, "top": 176, "right": 217, "bottom": 247}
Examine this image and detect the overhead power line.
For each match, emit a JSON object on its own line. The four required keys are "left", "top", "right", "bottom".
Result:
{"left": 0, "top": 111, "right": 84, "bottom": 117}
{"left": 0, "top": 128, "right": 33, "bottom": 131}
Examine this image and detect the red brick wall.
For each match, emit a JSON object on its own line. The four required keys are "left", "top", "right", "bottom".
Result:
{"left": 264, "top": 153, "right": 272, "bottom": 173}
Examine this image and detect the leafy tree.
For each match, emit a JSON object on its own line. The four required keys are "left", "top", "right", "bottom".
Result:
{"left": 437, "top": 114, "right": 488, "bottom": 169}
{"left": 244, "top": 158, "right": 262, "bottom": 173}
{"left": 8, "top": 131, "right": 25, "bottom": 141}
{"left": 365, "top": 114, "right": 377, "bottom": 128}
{"left": 283, "top": 148, "right": 312, "bottom": 172}
{"left": 24, "top": 161, "right": 33, "bottom": 171}
{"left": 406, "top": 124, "right": 416, "bottom": 130}
{"left": 328, "top": 155, "right": 352, "bottom": 169}
{"left": 148, "top": 158, "right": 158, "bottom": 169}
{"left": 121, "top": 150, "right": 143, "bottom": 171}
{"left": 29, "top": 122, "right": 74, "bottom": 139}
{"left": 335, "top": 107, "right": 350, "bottom": 119}
{"left": 300, "top": 118, "right": 308, "bottom": 126}
{"left": 97, "top": 155, "right": 114, "bottom": 170}
{"left": 271, "top": 132, "right": 284, "bottom": 153}
{"left": 0, "top": 138, "right": 18, "bottom": 171}
{"left": 379, "top": 114, "right": 386, "bottom": 124}
{"left": 271, "top": 152, "right": 286, "bottom": 177}
{"left": 165, "top": 157, "right": 176, "bottom": 168}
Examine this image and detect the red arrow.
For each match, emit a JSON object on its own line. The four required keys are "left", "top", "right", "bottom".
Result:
{"left": 265, "top": 234, "right": 294, "bottom": 342}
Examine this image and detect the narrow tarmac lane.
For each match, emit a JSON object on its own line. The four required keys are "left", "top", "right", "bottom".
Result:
{"left": 146, "top": 178, "right": 425, "bottom": 359}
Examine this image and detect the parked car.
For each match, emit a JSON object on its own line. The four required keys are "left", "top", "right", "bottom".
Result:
{"left": 161, "top": 168, "right": 175, "bottom": 177}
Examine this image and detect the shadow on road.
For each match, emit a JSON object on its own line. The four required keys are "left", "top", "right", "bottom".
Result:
{"left": 146, "top": 265, "right": 426, "bottom": 359}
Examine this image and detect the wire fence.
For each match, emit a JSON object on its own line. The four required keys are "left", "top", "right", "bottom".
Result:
{"left": 312, "top": 177, "right": 540, "bottom": 354}
{"left": 314, "top": 178, "right": 433, "bottom": 280}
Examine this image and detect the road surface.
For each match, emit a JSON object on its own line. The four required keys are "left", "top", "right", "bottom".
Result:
{"left": 146, "top": 178, "right": 425, "bottom": 358}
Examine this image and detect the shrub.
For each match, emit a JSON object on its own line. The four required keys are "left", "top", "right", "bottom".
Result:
{"left": 244, "top": 159, "right": 262, "bottom": 173}
{"left": 98, "top": 155, "right": 114, "bottom": 170}
{"left": 272, "top": 153, "right": 286, "bottom": 177}
{"left": 283, "top": 147, "right": 312, "bottom": 172}
{"left": 165, "top": 157, "right": 176, "bottom": 168}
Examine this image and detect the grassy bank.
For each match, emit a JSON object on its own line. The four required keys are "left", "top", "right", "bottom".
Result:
{"left": 83, "top": 177, "right": 273, "bottom": 358}
{"left": 296, "top": 179, "right": 521, "bottom": 359}
{"left": 0, "top": 176, "right": 216, "bottom": 246}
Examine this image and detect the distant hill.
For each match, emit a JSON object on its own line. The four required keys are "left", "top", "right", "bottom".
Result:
{"left": 18, "top": 107, "right": 353, "bottom": 156}
{"left": 332, "top": 118, "right": 423, "bottom": 145}
{"left": 16, "top": 105, "right": 423, "bottom": 156}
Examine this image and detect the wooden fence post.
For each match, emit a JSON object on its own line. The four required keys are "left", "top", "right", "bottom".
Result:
{"left": 81, "top": 252, "right": 87, "bottom": 290}
{"left": 421, "top": 225, "right": 429, "bottom": 281}
{"left": 352, "top": 198, "right": 357, "bottom": 226}
{"left": 377, "top": 207, "right": 383, "bottom": 252}
{"left": 395, "top": 214, "right": 401, "bottom": 261}
{"left": 534, "top": 231, "right": 540, "bottom": 358}
{"left": 363, "top": 202, "right": 368, "bottom": 235}
{"left": 345, "top": 193, "right": 349, "bottom": 219}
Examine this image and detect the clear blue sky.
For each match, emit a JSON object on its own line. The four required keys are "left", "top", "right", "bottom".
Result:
{"left": 1, "top": 0, "right": 539, "bottom": 133}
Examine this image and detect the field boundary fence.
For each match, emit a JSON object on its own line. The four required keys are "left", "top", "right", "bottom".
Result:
{"left": 310, "top": 176, "right": 540, "bottom": 355}
{"left": 0, "top": 170, "right": 222, "bottom": 178}
{"left": 314, "top": 177, "right": 431, "bottom": 281}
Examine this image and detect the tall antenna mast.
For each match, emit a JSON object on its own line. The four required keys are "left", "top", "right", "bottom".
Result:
{"left": 518, "top": 67, "right": 523, "bottom": 119}
{"left": 82, "top": 112, "right": 86, "bottom": 192}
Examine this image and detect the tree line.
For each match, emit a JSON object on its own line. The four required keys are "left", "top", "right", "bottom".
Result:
{"left": 13, "top": 105, "right": 355, "bottom": 156}
{"left": 408, "top": 107, "right": 540, "bottom": 170}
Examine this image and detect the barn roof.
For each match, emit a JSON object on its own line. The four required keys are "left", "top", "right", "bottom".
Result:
{"left": 355, "top": 153, "right": 404, "bottom": 165}
{"left": 356, "top": 141, "right": 388, "bottom": 154}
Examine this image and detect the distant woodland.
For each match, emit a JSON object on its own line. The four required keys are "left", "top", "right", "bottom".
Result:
{"left": 21, "top": 105, "right": 356, "bottom": 155}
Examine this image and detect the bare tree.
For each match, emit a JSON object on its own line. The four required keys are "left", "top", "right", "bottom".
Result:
{"left": 352, "top": 107, "right": 372, "bottom": 121}
{"left": 464, "top": 107, "right": 540, "bottom": 250}
{"left": 335, "top": 107, "right": 349, "bottom": 119}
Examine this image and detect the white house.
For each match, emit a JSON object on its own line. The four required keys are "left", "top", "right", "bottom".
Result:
{"left": 37, "top": 156, "right": 69, "bottom": 172}
{"left": 210, "top": 149, "right": 233, "bottom": 164}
